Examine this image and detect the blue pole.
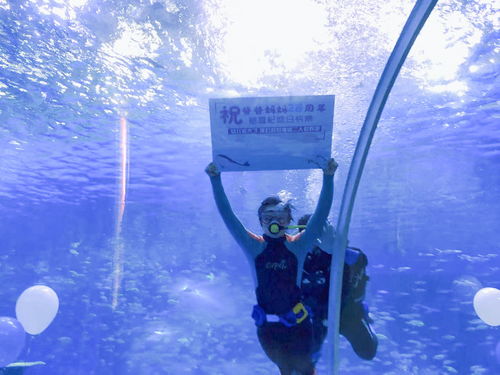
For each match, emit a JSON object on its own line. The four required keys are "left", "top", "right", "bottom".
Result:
{"left": 326, "top": 0, "right": 438, "bottom": 373}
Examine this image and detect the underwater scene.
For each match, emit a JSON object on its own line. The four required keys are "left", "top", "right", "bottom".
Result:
{"left": 0, "top": 0, "right": 499, "bottom": 374}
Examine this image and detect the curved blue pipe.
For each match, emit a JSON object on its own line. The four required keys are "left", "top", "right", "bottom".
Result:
{"left": 326, "top": 0, "right": 438, "bottom": 373}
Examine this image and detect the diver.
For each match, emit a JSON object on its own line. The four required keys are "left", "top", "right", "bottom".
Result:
{"left": 298, "top": 214, "right": 378, "bottom": 362}
{"left": 205, "top": 158, "right": 337, "bottom": 375}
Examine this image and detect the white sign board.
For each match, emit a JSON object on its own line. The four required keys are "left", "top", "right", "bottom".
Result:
{"left": 209, "top": 95, "right": 334, "bottom": 171}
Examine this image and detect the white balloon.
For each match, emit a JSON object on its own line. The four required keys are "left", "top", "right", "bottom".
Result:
{"left": 473, "top": 287, "right": 500, "bottom": 326}
{"left": 15, "top": 285, "right": 59, "bottom": 335}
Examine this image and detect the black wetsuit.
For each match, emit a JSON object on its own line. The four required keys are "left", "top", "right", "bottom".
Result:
{"left": 255, "top": 235, "right": 315, "bottom": 375}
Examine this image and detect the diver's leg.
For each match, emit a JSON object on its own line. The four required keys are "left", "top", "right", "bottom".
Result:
{"left": 340, "top": 300, "right": 378, "bottom": 360}
{"left": 286, "top": 321, "right": 316, "bottom": 375}
{"left": 257, "top": 323, "right": 293, "bottom": 374}
{"left": 340, "top": 249, "right": 378, "bottom": 360}
{"left": 310, "top": 315, "right": 327, "bottom": 365}
{"left": 278, "top": 366, "right": 293, "bottom": 375}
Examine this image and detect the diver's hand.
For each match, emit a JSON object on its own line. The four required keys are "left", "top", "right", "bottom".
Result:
{"left": 323, "top": 158, "right": 338, "bottom": 176}
{"left": 205, "top": 162, "right": 220, "bottom": 177}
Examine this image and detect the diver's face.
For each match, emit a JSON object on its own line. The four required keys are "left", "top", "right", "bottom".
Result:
{"left": 260, "top": 205, "right": 291, "bottom": 238}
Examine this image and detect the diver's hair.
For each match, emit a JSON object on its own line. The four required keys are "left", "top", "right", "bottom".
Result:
{"left": 258, "top": 196, "right": 294, "bottom": 223}
{"left": 297, "top": 214, "right": 312, "bottom": 232}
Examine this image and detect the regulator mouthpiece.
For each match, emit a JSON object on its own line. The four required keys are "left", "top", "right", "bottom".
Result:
{"left": 269, "top": 223, "right": 281, "bottom": 234}
{"left": 268, "top": 223, "right": 306, "bottom": 234}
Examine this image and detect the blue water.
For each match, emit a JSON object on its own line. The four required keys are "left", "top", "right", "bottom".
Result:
{"left": 0, "top": 0, "right": 499, "bottom": 374}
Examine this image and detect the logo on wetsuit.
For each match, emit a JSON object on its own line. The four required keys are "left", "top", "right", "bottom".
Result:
{"left": 265, "top": 259, "right": 287, "bottom": 270}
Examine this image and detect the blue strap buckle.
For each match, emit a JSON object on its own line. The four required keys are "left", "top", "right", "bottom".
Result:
{"left": 251, "top": 303, "right": 311, "bottom": 327}
{"left": 251, "top": 305, "right": 266, "bottom": 327}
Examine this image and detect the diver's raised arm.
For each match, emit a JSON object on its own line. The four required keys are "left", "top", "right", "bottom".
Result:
{"left": 206, "top": 162, "right": 257, "bottom": 250}
{"left": 317, "top": 221, "right": 336, "bottom": 254}
{"left": 298, "top": 158, "right": 337, "bottom": 246}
